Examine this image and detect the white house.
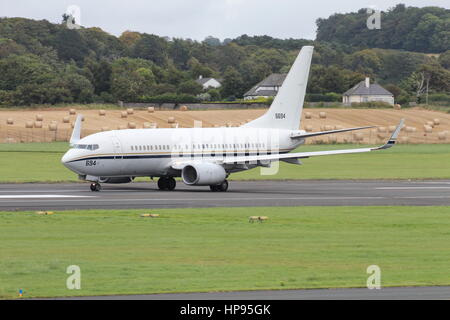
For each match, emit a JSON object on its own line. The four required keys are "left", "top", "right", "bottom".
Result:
{"left": 196, "top": 75, "right": 222, "bottom": 90}
{"left": 343, "top": 77, "right": 394, "bottom": 105}
{"left": 244, "top": 73, "right": 287, "bottom": 100}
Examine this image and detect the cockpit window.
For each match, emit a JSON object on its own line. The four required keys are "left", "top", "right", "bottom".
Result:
{"left": 73, "top": 144, "right": 99, "bottom": 150}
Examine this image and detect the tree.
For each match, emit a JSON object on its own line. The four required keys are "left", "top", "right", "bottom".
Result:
{"left": 177, "top": 80, "right": 203, "bottom": 95}
{"left": 439, "top": 50, "right": 450, "bottom": 69}
{"left": 110, "top": 58, "right": 156, "bottom": 101}
{"left": 221, "top": 66, "right": 244, "bottom": 98}
{"left": 132, "top": 34, "right": 168, "bottom": 66}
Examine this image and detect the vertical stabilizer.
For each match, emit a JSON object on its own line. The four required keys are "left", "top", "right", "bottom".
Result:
{"left": 243, "top": 46, "right": 313, "bottom": 130}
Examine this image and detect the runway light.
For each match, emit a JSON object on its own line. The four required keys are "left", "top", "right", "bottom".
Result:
{"left": 140, "top": 213, "right": 160, "bottom": 218}
{"left": 35, "top": 211, "right": 55, "bottom": 215}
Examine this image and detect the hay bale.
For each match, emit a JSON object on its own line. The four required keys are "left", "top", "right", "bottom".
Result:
{"left": 334, "top": 125, "right": 344, "bottom": 130}
{"left": 70, "top": 121, "right": 75, "bottom": 128}
{"left": 438, "top": 131, "right": 448, "bottom": 141}
{"left": 147, "top": 106, "right": 155, "bottom": 113}
{"left": 69, "top": 108, "right": 76, "bottom": 115}
{"left": 167, "top": 116, "right": 176, "bottom": 124}
{"left": 388, "top": 125, "right": 396, "bottom": 133}
{"left": 433, "top": 118, "right": 440, "bottom": 126}
{"left": 126, "top": 108, "right": 134, "bottom": 115}
{"left": 319, "top": 112, "right": 327, "bottom": 119}
{"left": 405, "top": 126, "right": 416, "bottom": 133}
{"left": 171, "top": 123, "right": 179, "bottom": 128}
{"left": 305, "top": 112, "right": 312, "bottom": 119}
{"left": 180, "top": 105, "right": 188, "bottom": 111}
{"left": 377, "top": 133, "right": 386, "bottom": 139}
{"left": 394, "top": 104, "right": 401, "bottom": 110}
{"left": 34, "top": 121, "right": 43, "bottom": 128}
{"left": 258, "top": 216, "right": 269, "bottom": 222}
{"left": 120, "top": 111, "right": 127, "bottom": 118}
{"left": 400, "top": 136, "right": 409, "bottom": 143}
{"left": 377, "top": 126, "right": 387, "bottom": 133}
{"left": 226, "top": 122, "right": 233, "bottom": 127}
{"left": 101, "top": 126, "right": 110, "bottom": 132}
{"left": 35, "top": 211, "right": 54, "bottom": 215}
{"left": 118, "top": 125, "right": 127, "bottom": 130}
{"left": 143, "top": 122, "right": 152, "bottom": 128}
{"left": 25, "top": 121, "right": 33, "bottom": 128}
{"left": 127, "top": 122, "right": 136, "bottom": 129}
{"left": 328, "top": 135, "right": 337, "bottom": 143}
{"left": 305, "top": 125, "right": 313, "bottom": 132}
{"left": 48, "top": 123, "right": 57, "bottom": 131}
{"left": 423, "top": 125, "right": 433, "bottom": 133}
{"left": 353, "top": 132, "right": 364, "bottom": 141}
{"left": 99, "top": 110, "right": 106, "bottom": 116}
{"left": 35, "top": 114, "right": 44, "bottom": 121}
{"left": 62, "top": 116, "right": 70, "bottom": 123}
{"left": 426, "top": 121, "right": 434, "bottom": 128}
{"left": 324, "top": 125, "right": 333, "bottom": 131}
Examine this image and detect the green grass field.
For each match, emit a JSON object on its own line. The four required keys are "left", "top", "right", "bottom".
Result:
{"left": 0, "top": 142, "right": 449, "bottom": 182}
{"left": 1, "top": 206, "right": 450, "bottom": 299}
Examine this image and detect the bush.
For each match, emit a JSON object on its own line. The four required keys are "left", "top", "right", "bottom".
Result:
{"left": 139, "top": 94, "right": 199, "bottom": 103}
{"left": 350, "top": 101, "right": 393, "bottom": 108}
{"left": 306, "top": 92, "right": 342, "bottom": 102}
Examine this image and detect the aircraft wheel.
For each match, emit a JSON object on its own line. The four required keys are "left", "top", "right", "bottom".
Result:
{"left": 219, "top": 180, "right": 228, "bottom": 192}
{"left": 90, "top": 182, "right": 101, "bottom": 192}
{"left": 209, "top": 185, "right": 219, "bottom": 192}
{"left": 167, "top": 177, "right": 176, "bottom": 191}
{"left": 157, "top": 177, "right": 168, "bottom": 190}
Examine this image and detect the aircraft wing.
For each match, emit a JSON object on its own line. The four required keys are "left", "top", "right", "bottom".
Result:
{"left": 290, "top": 125, "right": 375, "bottom": 139}
{"left": 221, "top": 119, "right": 403, "bottom": 165}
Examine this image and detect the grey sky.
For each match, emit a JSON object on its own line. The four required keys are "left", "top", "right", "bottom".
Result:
{"left": 0, "top": 0, "right": 448, "bottom": 40}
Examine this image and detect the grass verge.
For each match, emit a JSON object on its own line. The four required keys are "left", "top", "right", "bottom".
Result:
{"left": 1, "top": 206, "right": 450, "bottom": 298}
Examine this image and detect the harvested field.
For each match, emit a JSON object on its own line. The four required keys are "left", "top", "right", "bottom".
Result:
{"left": 0, "top": 107, "right": 449, "bottom": 144}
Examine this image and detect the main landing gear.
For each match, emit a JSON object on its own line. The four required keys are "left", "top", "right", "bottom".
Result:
{"left": 210, "top": 180, "right": 228, "bottom": 192}
{"left": 90, "top": 182, "right": 102, "bottom": 192}
{"left": 157, "top": 177, "right": 176, "bottom": 191}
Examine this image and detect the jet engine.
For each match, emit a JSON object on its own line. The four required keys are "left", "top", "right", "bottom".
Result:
{"left": 182, "top": 163, "right": 226, "bottom": 186}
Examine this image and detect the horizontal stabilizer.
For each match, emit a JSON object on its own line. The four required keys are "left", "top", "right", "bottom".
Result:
{"left": 290, "top": 125, "right": 375, "bottom": 139}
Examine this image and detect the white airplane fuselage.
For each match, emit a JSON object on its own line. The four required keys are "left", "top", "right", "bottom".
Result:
{"left": 61, "top": 127, "right": 305, "bottom": 179}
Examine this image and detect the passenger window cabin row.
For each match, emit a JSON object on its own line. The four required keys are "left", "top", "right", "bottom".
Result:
{"left": 130, "top": 142, "right": 268, "bottom": 152}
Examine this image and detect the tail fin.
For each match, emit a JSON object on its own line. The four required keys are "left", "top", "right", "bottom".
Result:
{"left": 243, "top": 46, "right": 313, "bottom": 130}
{"left": 69, "top": 114, "right": 83, "bottom": 145}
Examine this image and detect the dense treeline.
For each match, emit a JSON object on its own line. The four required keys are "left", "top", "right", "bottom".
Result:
{"left": 316, "top": 4, "right": 449, "bottom": 53}
{"left": 0, "top": 5, "right": 449, "bottom": 106}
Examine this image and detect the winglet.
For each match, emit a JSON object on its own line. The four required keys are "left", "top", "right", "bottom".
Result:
{"left": 69, "top": 114, "right": 83, "bottom": 145}
{"left": 373, "top": 119, "right": 404, "bottom": 150}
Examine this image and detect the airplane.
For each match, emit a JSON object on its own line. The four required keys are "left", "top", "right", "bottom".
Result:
{"left": 61, "top": 46, "right": 403, "bottom": 192}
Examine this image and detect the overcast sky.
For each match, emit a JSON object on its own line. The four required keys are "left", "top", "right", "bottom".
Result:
{"left": 0, "top": 0, "right": 448, "bottom": 40}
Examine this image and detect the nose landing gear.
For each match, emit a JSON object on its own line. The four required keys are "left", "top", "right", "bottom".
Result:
{"left": 157, "top": 177, "right": 176, "bottom": 191}
{"left": 90, "top": 182, "right": 102, "bottom": 192}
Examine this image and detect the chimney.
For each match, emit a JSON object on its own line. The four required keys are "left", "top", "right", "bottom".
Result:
{"left": 365, "top": 77, "right": 370, "bottom": 88}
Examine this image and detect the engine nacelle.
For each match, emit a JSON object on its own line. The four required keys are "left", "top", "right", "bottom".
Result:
{"left": 182, "top": 163, "right": 226, "bottom": 186}
{"left": 98, "top": 177, "right": 133, "bottom": 184}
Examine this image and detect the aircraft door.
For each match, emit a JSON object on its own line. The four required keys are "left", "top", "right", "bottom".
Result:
{"left": 111, "top": 135, "right": 123, "bottom": 174}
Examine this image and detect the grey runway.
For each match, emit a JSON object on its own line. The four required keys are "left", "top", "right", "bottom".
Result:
{"left": 0, "top": 179, "right": 449, "bottom": 211}
{"left": 54, "top": 286, "right": 450, "bottom": 300}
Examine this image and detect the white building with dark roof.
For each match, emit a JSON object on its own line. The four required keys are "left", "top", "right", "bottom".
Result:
{"left": 244, "top": 73, "right": 287, "bottom": 100}
{"left": 343, "top": 77, "right": 394, "bottom": 105}
{"left": 196, "top": 75, "right": 222, "bottom": 90}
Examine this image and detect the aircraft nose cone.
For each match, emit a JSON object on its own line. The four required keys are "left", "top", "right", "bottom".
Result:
{"left": 61, "top": 151, "right": 75, "bottom": 170}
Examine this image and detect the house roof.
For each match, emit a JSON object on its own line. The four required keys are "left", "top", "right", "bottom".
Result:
{"left": 244, "top": 73, "right": 287, "bottom": 97}
{"left": 196, "top": 77, "right": 220, "bottom": 85}
{"left": 343, "top": 81, "right": 393, "bottom": 96}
